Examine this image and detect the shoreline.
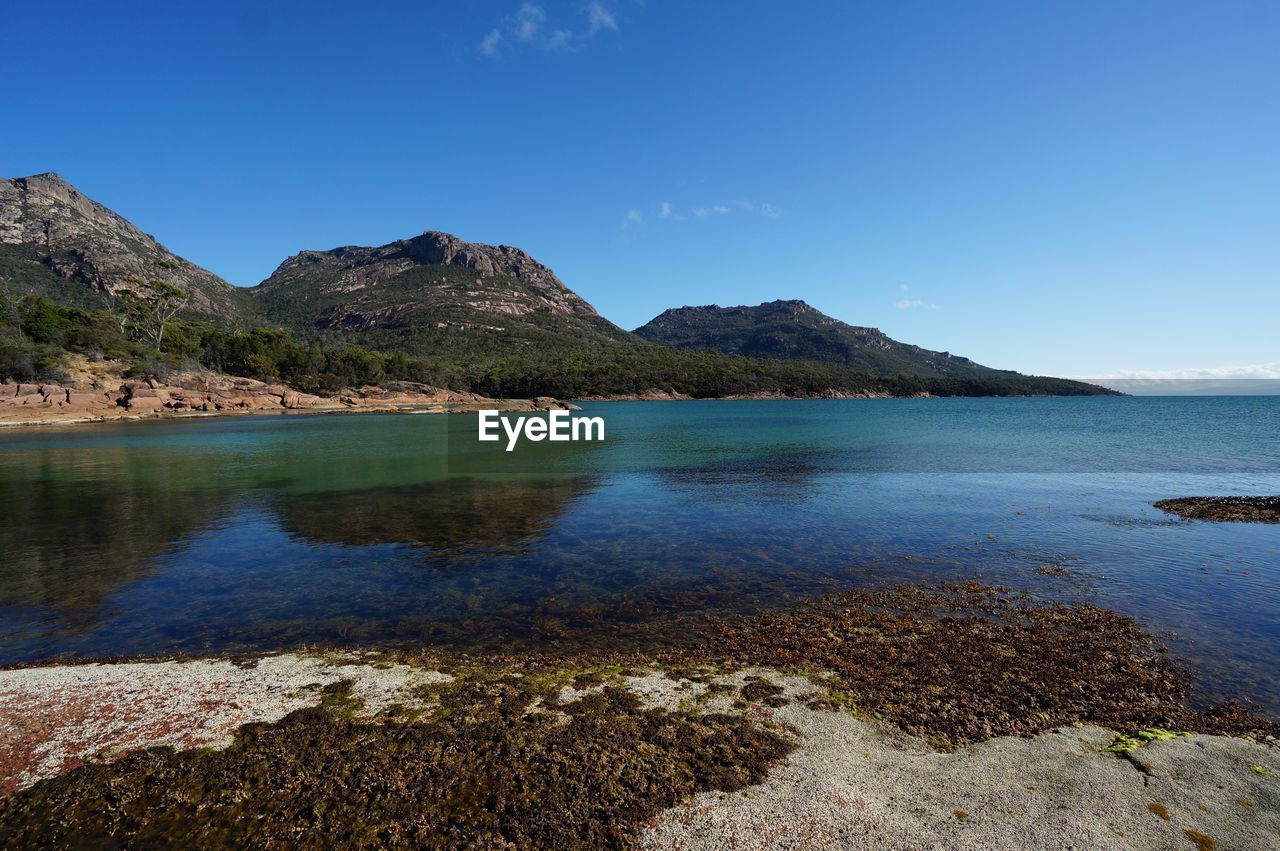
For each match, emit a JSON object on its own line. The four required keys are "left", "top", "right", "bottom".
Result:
{"left": 0, "top": 374, "right": 578, "bottom": 430}
{"left": 2, "top": 583, "right": 1277, "bottom": 848}
{"left": 574, "top": 389, "right": 921, "bottom": 401}
{"left": 2, "top": 374, "right": 1127, "bottom": 430}
{"left": 0, "top": 386, "right": 1057, "bottom": 430}
{"left": 0, "top": 400, "right": 575, "bottom": 430}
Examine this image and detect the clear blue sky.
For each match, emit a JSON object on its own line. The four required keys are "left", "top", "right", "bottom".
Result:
{"left": 3, "top": 1, "right": 1277, "bottom": 378}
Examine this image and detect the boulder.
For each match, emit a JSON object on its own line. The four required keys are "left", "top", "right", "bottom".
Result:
{"left": 124, "top": 397, "right": 166, "bottom": 412}
{"left": 280, "top": 390, "right": 328, "bottom": 408}
{"left": 64, "top": 392, "right": 103, "bottom": 408}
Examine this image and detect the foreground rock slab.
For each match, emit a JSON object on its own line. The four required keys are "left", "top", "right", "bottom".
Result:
{"left": 0, "top": 653, "right": 451, "bottom": 796}
{"left": 639, "top": 671, "right": 1280, "bottom": 851}
{"left": 1, "top": 657, "right": 1276, "bottom": 849}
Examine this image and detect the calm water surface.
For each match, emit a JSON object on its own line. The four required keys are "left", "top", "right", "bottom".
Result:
{"left": 1, "top": 398, "right": 1278, "bottom": 711}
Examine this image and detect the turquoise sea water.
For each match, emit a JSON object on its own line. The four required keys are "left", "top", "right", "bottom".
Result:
{"left": 1, "top": 398, "right": 1278, "bottom": 711}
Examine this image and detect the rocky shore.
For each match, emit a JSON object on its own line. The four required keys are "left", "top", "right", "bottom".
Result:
{"left": 0, "top": 374, "right": 576, "bottom": 428}
{"left": 573, "top": 388, "right": 917, "bottom": 402}
{"left": 1, "top": 654, "right": 1276, "bottom": 850}
{"left": 1156, "top": 496, "right": 1280, "bottom": 523}
{"left": 0, "top": 374, "right": 918, "bottom": 426}
{"left": 1, "top": 376, "right": 948, "bottom": 426}
{"left": 1, "top": 583, "right": 1277, "bottom": 849}
{"left": 721, "top": 389, "right": 923, "bottom": 400}
{"left": 575, "top": 388, "right": 696, "bottom": 401}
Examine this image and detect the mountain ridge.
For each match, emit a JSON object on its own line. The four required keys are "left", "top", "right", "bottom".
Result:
{"left": 250, "top": 230, "right": 630, "bottom": 354}
{"left": 634, "top": 299, "right": 1012, "bottom": 380}
{"left": 0, "top": 173, "right": 247, "bottom": 319}
{"left": 0, "top": 173, "right": 1113, "bottom": 397}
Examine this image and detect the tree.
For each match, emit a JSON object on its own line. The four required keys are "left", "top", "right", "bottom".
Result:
{"left": 119, "top": 278, "right": 188, "bottom": 350}
{"left": 0, "top": 285, "right": 21, "bottom": 333}
{"left": 99, "top": 286, "right": 134, "bottom": 336}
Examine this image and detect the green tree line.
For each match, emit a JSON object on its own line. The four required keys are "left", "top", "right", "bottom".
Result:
{"left": 0, "top": 285, "right": 1110, "bottom": 398}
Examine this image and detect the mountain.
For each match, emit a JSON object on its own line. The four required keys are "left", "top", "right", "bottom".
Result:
{"left": 250, "top": 231, "right": 631, "bottom": 356}
{"left": 0, "top": 173, "right": 248, "bottom": 320}
{"left": 634, "top": 300, "right": 1020, "bottom": 380}
{"left": 1, "top": 174, "right": 1111, "bottom": 398}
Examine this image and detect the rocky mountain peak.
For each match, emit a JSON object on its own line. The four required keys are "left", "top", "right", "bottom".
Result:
{"left": 0, "top": 173, "right": 240, "bottom": 316}
{"left": 13, "top": 172, "right": 71, "bottom": 192}
{"left": 248, "top": 226, "right": 628, "bottom": 346}
{"left": 3, "top": 173, "right": 145, "bottom": 248}
{"left": 255, "top": 229, "right": 603, "bottom": 322}
{"left": 633, "top": 299, "right": 1003, "bottom": 378}
{"left": 767, "top": 299, "right": 817, "bottom": 312}
{"left": 402, "top": 231, "right": 561, "bottom": 287}
{"left": 646, "top": 300, "right": 829, "bottom": 330}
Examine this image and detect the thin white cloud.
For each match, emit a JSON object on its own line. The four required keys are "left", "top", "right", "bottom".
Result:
{"left": 587, "top": 1, "right": 619, "bottom": 34}
{"left": 625, "top": 208, "right": 643, "bottom": 224}
{"left": 481, "top": 1, "right": 620, "bottom": 57}
{"left": 895, "top": 298, "right": 939, "bottom": 310}
{"left": 516, "top": 3, "right": 544, "bottom": 41}
{"left": 899, "top": 283, "right": 910, "bottom": 291}
{"left": 480, "top": 29, "right": 504, "bottom": 57}
{"left": 1091, "top": 361, "right": 1280, "bottom": 380}
{"left": 729, "top": 199, "right": 775, "bottom": 216}
{"left": 658, "top": 199, "right": 778, "bottom": 221}
{"left": 544, "top": 28, "right": 574, "bottom": 50}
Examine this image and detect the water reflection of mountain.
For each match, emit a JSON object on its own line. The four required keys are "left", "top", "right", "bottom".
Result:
{"left": 0, "top": 472, "right": 230, "bottom": 614}
{"left": 652, "top": 446, "right": 837, "bottom": 501}
{"left": 272, "top": 476, "right": 598, "bottom": 555}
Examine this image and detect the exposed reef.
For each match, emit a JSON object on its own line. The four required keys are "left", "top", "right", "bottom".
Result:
{"left": 666, "top": 581, "right": 1279, "bottom": 748}
{"left": 1155, "top": 496, "right": 1280, "bottom": 523}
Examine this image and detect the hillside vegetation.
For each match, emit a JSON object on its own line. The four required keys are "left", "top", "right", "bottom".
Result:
{"left": 0, "top": 288, "right": 1108, "bottom": 398}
